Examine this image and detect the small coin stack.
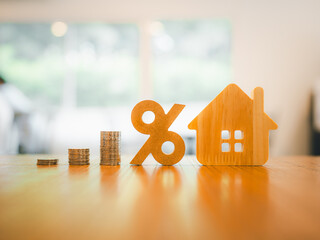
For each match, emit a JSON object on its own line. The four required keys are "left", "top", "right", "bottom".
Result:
{"left": 37, "top": 158, "right": 58, "bottom": 166}
{"left": 68, "top": 149, "right": 90, "bottom": 165}
{"left": 100, "top": 131, "right": 121, "bottom": 166}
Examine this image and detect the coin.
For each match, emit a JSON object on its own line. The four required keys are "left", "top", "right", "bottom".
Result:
{"left": 68, "top": 149, "right": 89, "bottom": 154}
{"left": 68, "top": 155, "right": 90, "bottom": 160}
{"left": 68, "top": 148, "right": 90, "bottom": 165}
{"left": 100, "top": 160, "right": 119, "bottom": 166}
{"left": 37, "top": 159, "right": 58, "bottom": 165}
{"left": 100, "top": 131, "right": 121, "bottom": 165}
{"left": 69, "top": 163, "right": 89, "bottom": 165}
{"left": 68, "top": 153, "right": 90, "bottom": 156}
{"left": 69, "top": 159, "right": 90, "bottom": 162}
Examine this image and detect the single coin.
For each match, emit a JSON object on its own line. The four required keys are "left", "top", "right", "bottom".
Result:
{"left": 69, "top": 162, "right": 90, "bottom": 165}
{"left": 68, "top": 159, "right": 90, "bottom": 162}
{"left": 101, "top": 156, "right": 119, "bottom": 159}
{"left": 101, "top": 131, "right": 120, "bottom": 135}
{"left": 68, "top": 156, "right": 90, "bottom": 159}
{"left": 100, "top": 155, "right": 119, "bottom": 159}
{"left": 100, "top": 162, "right": 119, "bottom": 166}
{"left": 69, "top": 160, "right": 90, "bottom": 163}
{"left": 68, "top": 149, "right": 90, "bottom": 154}
{"left": 68, "top": 152, "right": 90, "bottom": 156}
{"left": 100, "top": 146, "right": 120, "bottom": 150}
{"left": 100, "top": 154, "right": 120, "bottom": 157}
{"left": 68, "top": 148, "right": 89, "bottom": 151}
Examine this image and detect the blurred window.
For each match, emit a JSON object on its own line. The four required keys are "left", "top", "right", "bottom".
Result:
{"left": 0, "top": 23, "right": 139, "bottom": 109}
{"left": 152, "top": 20, "right": 231, "bottom": 103}
{"left": 0, "top": 23, "right": 65, "bottom": 108}
{"left": 68, "top": 24, "right": 139, "bottom": 107}
{"left": 0, "top": 20, "right": 231, "bottom": 109}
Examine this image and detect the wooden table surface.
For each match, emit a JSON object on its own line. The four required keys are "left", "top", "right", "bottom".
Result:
{"left": 0, "top": 155, "right": 319, "bottom": 240}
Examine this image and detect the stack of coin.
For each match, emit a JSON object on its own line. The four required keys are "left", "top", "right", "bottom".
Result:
{"left": 37, "top": 158, "right": 58, "bottom": 166}
{"left": 68, "top": 149, "right": 90, "bottom": 165}
{"left": 100, "top": 131, "right": 121, "bottom": 166}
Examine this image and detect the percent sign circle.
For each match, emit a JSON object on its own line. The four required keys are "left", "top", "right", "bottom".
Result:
{"left": 130, "top": 100, "right": 186, "bottom": 165}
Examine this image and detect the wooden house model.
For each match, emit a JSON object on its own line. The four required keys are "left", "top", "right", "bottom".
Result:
{"left": 188, "top": 84, "right": 277, "bottom": 165}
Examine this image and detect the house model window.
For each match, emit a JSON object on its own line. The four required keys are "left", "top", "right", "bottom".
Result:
{"left": 221, "top": 130, "right": 244, "bottom": 152}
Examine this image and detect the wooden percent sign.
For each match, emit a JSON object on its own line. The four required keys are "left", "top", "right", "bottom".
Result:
{"left": 130, "top": 100, "right": 186, "bottom": 165}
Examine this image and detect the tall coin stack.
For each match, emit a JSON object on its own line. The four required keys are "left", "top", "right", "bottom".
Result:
{"left": 68, "top": 149, "right": 90, "bottom": 165}
{"left": 100, "top": 131, "right": 121, "bottom": 166}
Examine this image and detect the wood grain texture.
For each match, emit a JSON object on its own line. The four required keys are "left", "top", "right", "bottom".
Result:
{"left": 130, "top": 100, "right": 185, "bottom": 165}
{"left": 188, "top": 84, "right": 278, "bottom": 165}
{"left": 0, "top": 155, "right": 320, "bottom": 240}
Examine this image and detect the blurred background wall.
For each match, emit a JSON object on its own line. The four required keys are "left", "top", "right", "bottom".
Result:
{"left": 0, "top": 0, "right": 319, "bottom": 156}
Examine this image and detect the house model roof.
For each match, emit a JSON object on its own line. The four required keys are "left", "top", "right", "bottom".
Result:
{"left": 188, "top": 83, "right": 278, "bottom": 130}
